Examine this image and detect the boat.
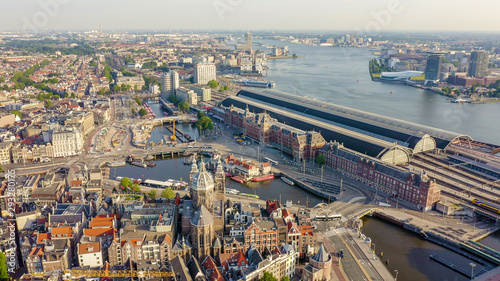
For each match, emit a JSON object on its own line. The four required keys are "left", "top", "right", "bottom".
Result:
{"left": 225, "top": 188, "right": 240, "bottom": 195}
{"left": 240, "top": 193, "right": 260, "bottom": 199}
{"left": 231, "top": 176, "right": 246, "bottom": 183}
{"left": 225, "top": 172, "right": 233, "bottom": 177}
{"left": 106, "top": 161, "right": 126, "bottom": 167}
{"left": 251, "top": 175, "right": 275, "bottom": 182}
{"left": 281, "top": 177, "right": 295, "bottom": 186}
{"left": 145, "top": 161, "right": 156, "bottom": 167}
{"left": 233, "top": 80, "right": 276, "bottom": 88}
{"left": 184, "top": 155, "right": 195, "bottom": 165}
{"left": 130, "top": 161, "right": 147, "bottom": 168}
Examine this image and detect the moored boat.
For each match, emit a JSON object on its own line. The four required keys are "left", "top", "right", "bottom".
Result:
{"left": 106, "top": 161, "right": 126, "bottom": 167}
{"left": 281, "top": 177, "right": 295, "bottom": 186}
{"left": 240, "top": 193, "right": 260, "bottom": 199}
{"left": 251, "top": 175, "right": 275, "bottom": 182}
{"left": 131, "top": 161, "right": 147, "bottom": 168}
{"left": 231, "top": 176, "right": 246, "bottom": 183}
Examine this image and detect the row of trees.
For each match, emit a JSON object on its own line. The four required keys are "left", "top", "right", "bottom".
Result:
{"left": 115, "top": 177, "right": 176, "bottom": 200}
{"left": 167, "top": 95, "right": 190, "bottom": 112}
{"left": 369, "top": 58, "right": 387, "bottom": 75}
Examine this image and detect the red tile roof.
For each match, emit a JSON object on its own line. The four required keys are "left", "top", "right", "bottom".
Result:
{"left": 37, "top": 232, "right": 51, "bottom": 243}
{"left": 78, "top": 242, "right": 101, "bottom": 254}
{"left": 51, "top": 226, "right": 73, "bottom": 238}
{"left": 219, "top": 250, "right": 248, "bottom": 271}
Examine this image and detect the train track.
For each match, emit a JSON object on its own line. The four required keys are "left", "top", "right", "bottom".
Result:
{"left": 416, "top": 153, "right": 500, "bottom": 188}
{"left": 410, "top": 159, "right": 500, "bottom": 202}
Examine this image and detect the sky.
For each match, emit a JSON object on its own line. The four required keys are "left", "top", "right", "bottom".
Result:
{"left": 1, "top": 0, "right": 500, "bottom": 33}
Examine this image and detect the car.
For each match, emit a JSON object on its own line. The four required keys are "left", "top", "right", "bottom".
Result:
{"left": 339, "top": 251, "right": 344, "bottom": 258}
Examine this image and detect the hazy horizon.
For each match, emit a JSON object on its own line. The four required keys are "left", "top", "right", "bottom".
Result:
{"left": 2, "top": 0, "right": 500, "bottom": 33}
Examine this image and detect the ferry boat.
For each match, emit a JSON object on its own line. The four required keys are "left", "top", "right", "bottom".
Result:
{"left": 106, "top": 161, "right": 126, "bottom": 167}
{"left": 240, "top": 193, "right": 260, "bottom": 199}
{"left": 233, "top": 80, "right": 276, "bottom": 89}
{"left": 231, "top": 176, "right": 246, "bottom": 183}
{"left": 281, "top": 177, "right": 295, "bottom": 186}
{"left": 251, "top": 175, "right": 275, "bottom": 182}
{"left": 225, "top": 188, "right": 240, "bottom": 195}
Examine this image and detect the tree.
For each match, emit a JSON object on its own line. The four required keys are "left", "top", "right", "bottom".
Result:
{"left": 0, "top": 251, "right": 9, "bottom": 280}
{"left": 280, "top": 276, "right": 290, "bottom": 281}
{"left": 113, "top": 85, "right": 121, "bottom": 92}
{"left": 197, "top": 111, "right": 205, "bottom": 119}
{"left": 207, "top": 79, "right": 219, "bottom": 89}
{"left": 135, "top": 96, "right": 142, "bottom": 106}
{"left": 12, "top": 110, "right": 22, "bottom": 119}
{"left": 0, "top": 166, "right": 4, "bottom": 173}
{"left": 120, "top": 177, "right": 140, "bottom": 192}
{"left": 139, "top": 108, "right": 148, "bottom": 116}
{"left": 178, "top": 101, "right": 190, "bottom": 111}
{"left": 131, "top": 108, "right": 136, "bottom": 115}
{"left": 161, "top": 187, "right": 175, "bottom": 199}
{"left": 315, "top": 154, "right": 326, "bottom": 166}
{"left": 70, "top": 93, "right": 76, "bottom": 98}
{"left": 45, "top": 100, "right": 53, "bottom": 108}
{"left": 134, "top": 85, "right": 138, "bottom": 92}
{"left": 196, "top": 116, "right": 213, "bottom": 132}
{"left": 147, "top": 190, "right": 157, "bottom": 200}
{"left": 168, "top": 94, "right": 178, "bottom": 105}
{"left": 259, "top": 272, "right": 277, "bottom": 281}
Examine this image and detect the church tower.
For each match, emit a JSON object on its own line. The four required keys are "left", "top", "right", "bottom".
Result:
{"left": 189, "top": 160, "right": 198, "bottom": 185}
{"left": 190, "top": 160, "right": 215, "bottom": 212}
{"left": 214, "top": 159, "right": 225, "bottom": 201}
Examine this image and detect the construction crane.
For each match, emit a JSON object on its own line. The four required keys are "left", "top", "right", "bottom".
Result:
{"left": 63, "top": 269, "right": 174, "bottom": 279}
{"left": 170, "top": 120, "right": 177, "bottom": 143}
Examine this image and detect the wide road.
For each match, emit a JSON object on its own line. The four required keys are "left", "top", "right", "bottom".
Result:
{"left": 316, "top": 220, "right": 372, "bottom": 281}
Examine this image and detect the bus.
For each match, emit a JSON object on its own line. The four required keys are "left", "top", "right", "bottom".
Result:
{"left": 264, "top": 157, "right": 278, "bottom": 166}
{"left": 315, "top": 214, "right": 342, "bottom": 221}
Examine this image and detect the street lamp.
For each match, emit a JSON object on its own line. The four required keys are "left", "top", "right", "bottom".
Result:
{"left": 372, "top": 243, "right": 376, "bottom": 254}
{"left": 394, "top": 270, "right": 399, "bottom": 281}
{"left": 470, "top": 262, "right": 476, "bottom": 280}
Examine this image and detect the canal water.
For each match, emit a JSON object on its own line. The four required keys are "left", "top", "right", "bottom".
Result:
{"left": 361, "top": 217, "right": 471, "bottom": 281}
{"left": 145, "top": 100, "right": 200, "bottom": 143}
{"left": 112, "top": 158, "right": 324, "bottom": 208}
{"left": 259, "top": 40, "right": 500, "bottom": 145}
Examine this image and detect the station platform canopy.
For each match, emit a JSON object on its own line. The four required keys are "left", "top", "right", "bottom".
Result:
{"left": 235, "top": 89, "right": 473, "bottom": 151}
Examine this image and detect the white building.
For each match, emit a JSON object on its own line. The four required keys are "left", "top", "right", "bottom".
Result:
{"left": 161, "top": 70, "right": 179, "bottom": 97}
{"left": 194, "top": 62, "right": 216, "bottom": 85}
{"left": 149, "top": 84, "right": 160, "bottom": 95}
{"left": 51, "top": 127, "right": 83, "bottom": 157}
{"left": 190, "top": 85, "right": 211, "bottom": 102}
{"left": 177, "top": 88, "right": 198, "bottom": 106}
{"left": 78, "top": 242, "right": 103, "bottom": 268}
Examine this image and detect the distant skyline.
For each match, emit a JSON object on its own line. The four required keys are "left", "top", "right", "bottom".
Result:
{"left": 2, "top": 0, "right": 500, "bottom": 33}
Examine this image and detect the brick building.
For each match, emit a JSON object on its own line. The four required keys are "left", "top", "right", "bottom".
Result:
{"left": 320, "top": 141, "right": 440, "bottom": 210}
{"left": 224, "top": 105, "right": 326, "bottom": 161}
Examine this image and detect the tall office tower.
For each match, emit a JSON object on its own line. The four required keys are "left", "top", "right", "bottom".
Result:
{"left": 194, "top": 62, "right": 216, "bottom": 85}
{"left": 468, "top": 51, "right": 490, "bottom": 78}
{"left": 245, "top": 32, "right": 252, "bottom": 50}
{"left": 161, "top": 70, "right": 179, "bottom": 97}
{"left": 237, "top": 32, "right": 252, "bottom": 50}
{"left": 425, "top": 55, "right": 443, "bottom": 81}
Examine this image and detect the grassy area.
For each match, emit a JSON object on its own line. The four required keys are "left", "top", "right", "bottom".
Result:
{"left": 410, "top": 74, "right": 425, "bottom": 81}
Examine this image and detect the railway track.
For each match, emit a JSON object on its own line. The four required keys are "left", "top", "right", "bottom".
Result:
{"left": 416, "top": 153, "right": 500, "bottom": 188}
{"left": 411, "top": 159, "right": 500, "bottom": 203}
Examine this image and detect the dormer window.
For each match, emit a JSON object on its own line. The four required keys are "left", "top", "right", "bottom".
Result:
{"left": 88, "top": 246, "right": 93, "bottom": 252}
